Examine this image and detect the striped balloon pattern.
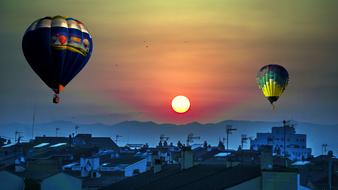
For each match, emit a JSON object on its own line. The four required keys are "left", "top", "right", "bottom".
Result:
{"left": 256, "top": 64, "right": 289, "bottom": 106}
{"left": 22, "top": 16, "right": 93, "bottom": 103}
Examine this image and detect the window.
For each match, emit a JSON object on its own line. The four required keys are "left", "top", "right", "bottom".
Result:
{"left": 133, "top": 169, "right": 140, "bottom": 175}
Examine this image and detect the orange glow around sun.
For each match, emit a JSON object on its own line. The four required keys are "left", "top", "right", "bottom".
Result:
{"left": 171, "top": 95, "right": 190, "bottom": 113}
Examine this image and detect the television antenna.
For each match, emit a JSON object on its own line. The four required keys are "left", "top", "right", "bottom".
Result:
{"left": 15, "top": 131, "right": 24, "bottom": 143}
{"left": 322, "top": 144, "right": 328, "bottom": 155}
{"left": 55, "top": 128, "right": 60, "bottom": 137}
{"left": 186, "top": 133, "right": 200, "bottom": 146}
{"left": 115, "top": 135, "right": 122, "bottom": 144}
{"left": 226, "top": 125, "right": 237, "bottom": 150}
{"left": 160, "top": 134, "right": 170, "bottom": 143}
{"left": 241, "top": 134, "right": 249, "bottom": 149}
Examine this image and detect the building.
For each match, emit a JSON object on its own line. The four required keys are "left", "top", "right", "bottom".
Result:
{"left": 294, "top": 152, "right": 338, "bottom": 190}
{"left": 102, "top": 163, "right": 313, "bottom": 190}
{"left": 73, "top": 134, "right": 119, "bottom": 151}
{"left": 152, "top": 147, "right": 181, "bottom": 164}
{"left": 67, "top": 154, "right": 148, "bottom": 177}
{"left": 40, "top": 172, "right": 82, "bottom": 190}
{"left": 250, "top": 121, "right": 311, "bottom": 161}
{"left": 0, "top": 170, "right": 25, "bottom": 190}
{"left": 0, "top": 163, "right": 82, "bottom": 190}
{"left": 102, "top": 144, "right": 310, "bottom": 190}
{"left": 102, "top": 164, "right": 262, "bottom": 190}
{"left": 0, "top": 137, "right": 7, "bottom": 146}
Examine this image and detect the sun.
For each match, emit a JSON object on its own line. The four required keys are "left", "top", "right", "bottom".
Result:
{"left": 171, "top": 95, "right": 190, "bottom": 113}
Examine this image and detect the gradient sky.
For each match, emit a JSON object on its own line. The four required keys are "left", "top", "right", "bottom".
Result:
{"left": 1, "top": 0, "right": 338, "bottom": 125}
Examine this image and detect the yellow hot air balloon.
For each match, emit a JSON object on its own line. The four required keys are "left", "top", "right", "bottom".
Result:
{"left": 257, "top": 64, "right": 289, "bottom": 109}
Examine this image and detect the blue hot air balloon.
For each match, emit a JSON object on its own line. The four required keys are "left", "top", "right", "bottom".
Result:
{"left": 22, "top": 16, "right": 93, "bottom": 103}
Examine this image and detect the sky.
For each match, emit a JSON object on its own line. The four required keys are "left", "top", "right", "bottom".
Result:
{"left": 0, "top": 0, "right": 338, "bottom": 125}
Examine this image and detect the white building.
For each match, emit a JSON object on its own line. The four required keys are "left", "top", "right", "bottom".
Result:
{"left": 100, "top": 157, "right": 148, "bottom": 177}
{"left": 67, "top": 155, "right": 148, "bottom": 178}
{"left": 250, "top": 122, "right": 311, "bottom": 161}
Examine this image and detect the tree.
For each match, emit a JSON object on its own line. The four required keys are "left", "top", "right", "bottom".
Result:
{"left": 163, "top": 140, "right": 168, "bottom": 147}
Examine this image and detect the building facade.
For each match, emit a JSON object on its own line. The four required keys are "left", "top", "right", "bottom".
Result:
{"left": 41, "top": 173, "right": 82, "bottom": 190}
{"left": 250, "top": 122, "right": 311, "bottom": 161}
{"left": 0, "top": 170, "right": 25, "bottom": 190}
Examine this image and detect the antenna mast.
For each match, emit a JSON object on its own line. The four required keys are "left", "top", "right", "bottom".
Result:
{"left": 160, "top": 134, "right": 169, "bottom": 143}
{"left": 31, "top": 106, "right": 36, "bottom": 140}
{"left": 226, "top": 125, "right": 237, "bottom": 150}
{"left": 56, "top": 128, "right": 60, "bottom": 137}
{"left": 15, "top": 131, "right": 23, "bottom": 143}
{"left": 75, "top": 125, "right": 79, "bottom": 135}
{"left": 115, "top": 135, "right": 122, "bottom": 145}
{"left": 322, "top": 144, "right": 328, "bottom": 155}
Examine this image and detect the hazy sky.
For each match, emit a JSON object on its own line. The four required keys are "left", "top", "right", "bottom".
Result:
{"left": 1, "top": 0, "right": 338, "bottom": 125}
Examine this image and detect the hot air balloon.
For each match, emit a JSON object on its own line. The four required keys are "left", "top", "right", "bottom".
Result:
{"left": 256, "top": 64, "right": 289, "bottom": 109}
{"left": 22, "top": 16, "right": 93, "bottom": 104}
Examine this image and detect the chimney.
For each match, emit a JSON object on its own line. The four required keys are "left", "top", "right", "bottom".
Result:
{"left": 180, "top": 146, "right": 193, "bottom": 170}
{"left": 260, "top": 145, "right": 273, "bottom": 170}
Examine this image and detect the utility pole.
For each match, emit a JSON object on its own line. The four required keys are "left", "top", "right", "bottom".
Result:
{"left": 283, "top": 120, "right": 286, "bottom": 155}
{"left": 282, "top": 120, "right": 288, "bottom": 167}
{"left": 31, "top": 106, "right": 36, "bottom": 140}
{"left": 226, "top": 125, "right": 236, "bottom": 150}
{"left": 282, "top": 120, "right": 297, "bottom": 167}
{"left": 75, "top": 125, "right": 79, "bottom": 135}
{"left": 329, "top": 156, "right": 333, "bottom": 190}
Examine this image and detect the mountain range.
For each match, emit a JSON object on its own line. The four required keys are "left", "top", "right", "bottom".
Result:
{"left": 1, "top": 120, "right": 337, "bottom": 156}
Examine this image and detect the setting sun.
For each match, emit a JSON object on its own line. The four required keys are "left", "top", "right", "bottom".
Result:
{"left": 171, "top": 95, "right": 190, "bottom": 113}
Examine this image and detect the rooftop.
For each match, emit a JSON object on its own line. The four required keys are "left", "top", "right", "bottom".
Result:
{"left": 103, "top": 164, "right": 261, "bottom": 190}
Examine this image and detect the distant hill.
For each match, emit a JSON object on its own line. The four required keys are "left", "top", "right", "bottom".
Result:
{"left": 0, "top": 120, "right": 337, "bottom": 156}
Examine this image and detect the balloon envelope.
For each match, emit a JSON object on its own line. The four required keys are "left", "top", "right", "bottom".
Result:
{"left": 256, "top": 64, "right": 289, "bottom": 105}
{"left": 22, "top": 16, "right": 93, "bottom": 102}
